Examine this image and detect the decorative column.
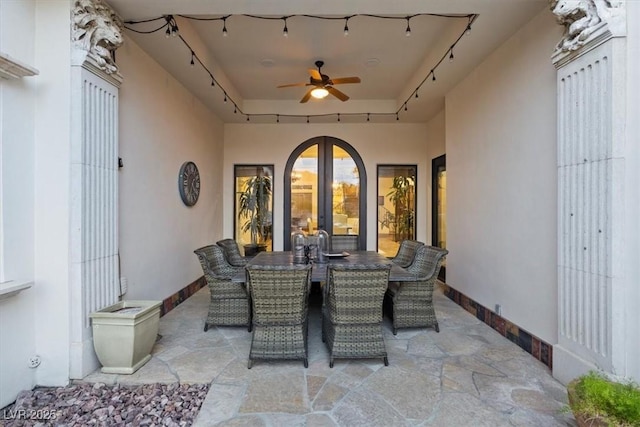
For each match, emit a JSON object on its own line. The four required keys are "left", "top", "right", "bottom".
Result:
{"left": 69, "top": 0, "right": 124, "bottom": 378}
{"left": 551, "top": 0, "right": 628, "bottom": 384}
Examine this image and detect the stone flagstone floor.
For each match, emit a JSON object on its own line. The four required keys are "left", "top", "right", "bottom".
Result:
{"left": 84, "top": 285, "right": 576, "bottom": 426}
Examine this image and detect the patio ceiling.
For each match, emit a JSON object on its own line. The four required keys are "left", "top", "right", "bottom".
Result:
{"left": 108, "top": 0, "right": 549, "bottom": 123}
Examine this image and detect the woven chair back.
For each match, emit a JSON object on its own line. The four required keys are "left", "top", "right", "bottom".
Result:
{"left": 216, "top": 239, "right": 247, "bottom": 266}
{"left": 194, "top": 245, "right": 237, "bottom": 279}
{"left": 392, "top": 240, "right": 425, "bottom": 268}
{"left": 330, "top": 234, "right": 359, "bottom": 252}
{"left": 404, "top": 245, "right": 449, "bottom": 281}
{"left": 247, "top": 265, "right": 312, "bottom": 325}
{"left": 326, "top": 264, "right": 391, "bottom": 324}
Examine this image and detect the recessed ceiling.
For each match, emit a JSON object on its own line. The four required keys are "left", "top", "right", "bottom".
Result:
{"left": 108, "top": 0, "right": 549, "bottom": 123}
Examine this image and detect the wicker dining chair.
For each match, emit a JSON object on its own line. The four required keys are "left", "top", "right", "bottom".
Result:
{"left": 216, "top": 238, "right": 248, "bottom": 267}
{"left": 385, "top": 245, "right": 448, "bottom": 335}
{"left": 330, "top": 234, "right": 359, "bottom": 252}
{"left": 322, "top": 263, "right": 392, "bottom": 368}
{"left": 245, "top": 264, "right": 312, "bottom": 369}
{"left": 194, "top": 245, "right": 251, "bottom": 332}
{"left": 391, "top": 240, "right": 425, "bottom": 268}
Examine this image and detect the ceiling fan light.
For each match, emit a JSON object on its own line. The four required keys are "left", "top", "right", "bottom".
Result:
{"left": 311, "top": 87, "right": 329, "bottom": 99}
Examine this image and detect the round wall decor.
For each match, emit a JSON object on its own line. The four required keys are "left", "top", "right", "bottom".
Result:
{"left": 178, "top": 161, "right": 200, "bottom": 206}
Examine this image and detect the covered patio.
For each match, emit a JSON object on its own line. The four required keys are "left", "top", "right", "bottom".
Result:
{"left": 1, "top": 0, "right": 639, "bottom": 422}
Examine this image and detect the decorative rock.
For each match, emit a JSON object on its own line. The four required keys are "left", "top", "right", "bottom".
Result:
{"left": 2, "top": 382, "right": 209, "bottom": 426}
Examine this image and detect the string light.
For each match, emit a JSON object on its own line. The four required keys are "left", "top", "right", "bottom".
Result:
{"left": 125, "top": 13, "right": 477, "bottom": 123}
{"left": 222, "top": 16, "right": 228, "bottom": 36}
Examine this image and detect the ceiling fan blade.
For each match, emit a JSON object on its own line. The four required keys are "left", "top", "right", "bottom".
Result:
{"left": 329, "top": 77, "right": 361, "bottom": 85}
{"left": 308, "top": 68, "right": 322, "bottom": 80}
{"left": 327, "top": 86, "right": 349, "bottom": 102}
{"left": 277, "top": 82, "right": 308, "bottom": 88}
{"left": 300, "top": 88, "right": 313, "bottom": 103}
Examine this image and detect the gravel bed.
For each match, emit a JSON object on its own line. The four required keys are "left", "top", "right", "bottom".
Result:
{"left": 1, "top": 382, "right": 210, "bottom": 426}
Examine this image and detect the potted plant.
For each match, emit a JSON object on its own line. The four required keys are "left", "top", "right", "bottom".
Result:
{"left": 566, "top": 371, "right": 640, "bottom": 427}
{"left": 89, "top": 300, "right": 162, "bottom": 374}
{"left": 238, "top": 174, "right": 272, "bottom": 256}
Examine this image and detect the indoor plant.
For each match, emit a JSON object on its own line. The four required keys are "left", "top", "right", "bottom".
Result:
{"left": 238, "top": 174, "right": 272, "bottom": 256}
{"left": 566, "top": 371, "right": 640, "bottom": 427}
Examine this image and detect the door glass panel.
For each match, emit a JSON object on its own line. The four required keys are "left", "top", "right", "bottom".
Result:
{"left": 332, "top": 146, "right": 359, "bottom": 238}
{"left": 432, "top": 154, "right": 446, "bottom": 279}
{"left": 377, "top": 165, "right": 416, "bottom": 256}
{"left": 436, "top": 168, "right": 447, "bottom": 268}
{"left": 290, "top": 145, "right": 318, "bottom": 235}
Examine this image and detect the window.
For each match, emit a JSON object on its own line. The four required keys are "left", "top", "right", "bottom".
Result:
{"left": 377, "top": 165, "right": 416, "bottom": 256}
{"left": 234, "top": 165, "right": 274, "bottom": 253}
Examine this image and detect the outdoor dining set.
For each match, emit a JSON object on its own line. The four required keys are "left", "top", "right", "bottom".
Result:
{"left": 193, "top": 236, "right": 448, "bottom": 369}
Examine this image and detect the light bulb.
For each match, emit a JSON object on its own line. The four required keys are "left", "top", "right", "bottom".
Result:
{"left": 310, "top": 87, "right": 329, "bottom": 99}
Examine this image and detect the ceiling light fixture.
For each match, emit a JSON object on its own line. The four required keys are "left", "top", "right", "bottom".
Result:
{"left": 343, "top": 18, "right": 349, "bottom": 36}
{"left": 405, "top": 17, "right": 412, "bottom": 37}
{"left": 310, "top": 87, "right": 329, "bottom": 99}
{"left": 222, "top": 17, "right": 228, "bottom": 36}
{"left": 282, "top": 17, "right": 288, "bottom": 37}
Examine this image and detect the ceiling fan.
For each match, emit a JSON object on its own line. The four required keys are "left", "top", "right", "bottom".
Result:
{"left": 277, "top": 60, "right": 361, "bottom": 103}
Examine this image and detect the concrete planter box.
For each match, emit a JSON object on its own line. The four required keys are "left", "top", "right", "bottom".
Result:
{"left": 90, "top": 300, "right": 162, "bottom": 374}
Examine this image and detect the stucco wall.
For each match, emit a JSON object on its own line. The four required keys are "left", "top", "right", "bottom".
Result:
{"left": 117, "top": 36, "right": 224, "bottom": 301}
{"left": 223, "top": 123, "right": 433, "bottom": 250}
{"left": 624, "top": 1, "right": 640, "bottom": 381}
{"left": 0, "top": 0, "right": 38, "bottom": 408}
{"left": 445, "top": 9, "right": 561, "bottom": 343}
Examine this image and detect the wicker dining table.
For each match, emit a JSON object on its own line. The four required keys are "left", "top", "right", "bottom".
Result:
{"left": 232, "top": 251, "right": 415, "bottom": 283}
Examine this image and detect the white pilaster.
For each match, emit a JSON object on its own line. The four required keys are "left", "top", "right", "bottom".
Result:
{"left": 69, "top": 0, "right": 123, "bottom": 379}
{"left": 551, "top": 0, "right": 630, "bottom": 384}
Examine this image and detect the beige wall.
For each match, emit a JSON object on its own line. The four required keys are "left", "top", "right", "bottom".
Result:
{"left": 117, "top": 36, "right": 225, "bottom": 300}
{"left": 223, "top": 123, "right": 437, "bottom": 250}
{"left": 446, "top": 9, "right": 562, "bottom": 343}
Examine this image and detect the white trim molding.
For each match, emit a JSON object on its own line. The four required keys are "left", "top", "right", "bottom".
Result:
{"left": 0, "top": 52, "right": 39, "bottom": 79}
{"left": 0, "top": 280, "right": 34, "bottom": 300}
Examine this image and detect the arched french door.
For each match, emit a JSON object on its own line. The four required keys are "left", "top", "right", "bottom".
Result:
{"left": 284, "top": 137, "right": 367, "bottom": 250}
